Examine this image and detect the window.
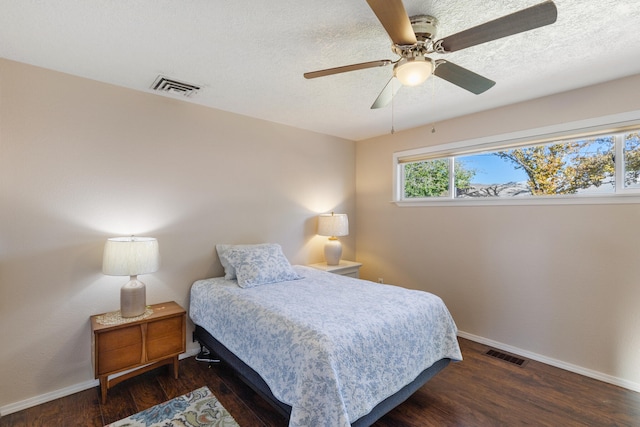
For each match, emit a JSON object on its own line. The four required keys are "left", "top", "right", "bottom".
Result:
{"left": 394, "top": 118, "right": 640, "bottom": 206}
{"left": 624, "top": 132, "right": 640, "bottom": 189}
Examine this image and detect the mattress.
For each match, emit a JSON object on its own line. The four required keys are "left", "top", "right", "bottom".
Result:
{"left": 190, "top": 265, "right": 462, "bottom": 427}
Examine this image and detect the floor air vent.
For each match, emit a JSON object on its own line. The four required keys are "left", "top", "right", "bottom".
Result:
{"left": 485, "top": 349, "right": 528, "bottom": 367}
{"left": 151, "top": 76, "right": 201, "bottom": 97}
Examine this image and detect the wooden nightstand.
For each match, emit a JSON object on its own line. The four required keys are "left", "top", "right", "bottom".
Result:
{"left": 309, "top": 260, "right": 362, "bottom": 278}
{"left": 90, "top": 301, "right": 186, "bottom": 403}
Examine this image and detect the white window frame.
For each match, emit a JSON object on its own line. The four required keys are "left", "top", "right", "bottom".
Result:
{"left": 393, "top": 111, "right": 640, "bottom": 206}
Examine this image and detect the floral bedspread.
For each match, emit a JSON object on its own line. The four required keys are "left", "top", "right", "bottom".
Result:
{"left": 190, "top": 266, "right": 462, "bottom": 427}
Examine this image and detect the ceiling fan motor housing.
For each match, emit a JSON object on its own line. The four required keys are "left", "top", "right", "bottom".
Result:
{"left": 390, "top": 15, "right": 438, "bottom": 87}
{"left": 392, "top": 15, "right": 438, "bottom": 59}
{"left": 410, "top": 15, "right": 438, "bottom": 42}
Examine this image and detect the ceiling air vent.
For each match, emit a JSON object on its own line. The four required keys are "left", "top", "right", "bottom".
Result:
{"left": 151, "top": 76, "right": 201, "bottom": 97}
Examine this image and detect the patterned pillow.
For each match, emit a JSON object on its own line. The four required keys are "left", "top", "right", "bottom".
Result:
{"left": 216, "top": 243, "right": 271, "bottom": 280}
{"left": 224, "top": 244, "right": 301, "bottom": 288}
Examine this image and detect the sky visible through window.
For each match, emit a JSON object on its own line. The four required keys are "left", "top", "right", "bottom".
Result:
{"left": 458, "top": 153, "right": 528, "bottom": 185}
{"left": 459, "top": 137, "right": 615, "bottom": 186}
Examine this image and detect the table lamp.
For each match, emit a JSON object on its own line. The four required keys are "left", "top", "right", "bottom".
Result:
{"left": 102, "top": 236, "right": 160, "bottom": 317}
{"left": 317, "top": 213, "right": 349, "bottom": 265}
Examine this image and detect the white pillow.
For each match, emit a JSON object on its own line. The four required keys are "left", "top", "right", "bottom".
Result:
{"left": 224, "top": 244, "right": 301, "bottom": 288}
{"left": 216, "top": 243, "right": 271, "bottom": 280}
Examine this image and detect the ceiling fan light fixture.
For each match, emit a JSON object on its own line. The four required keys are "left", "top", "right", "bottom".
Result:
{"left": 394, "top": 56, "right": 433, "bottom": 87}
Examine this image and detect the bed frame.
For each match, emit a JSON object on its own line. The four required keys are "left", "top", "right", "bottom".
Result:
{"left": 194, "top": 324, "right": 451, "bottom": 427}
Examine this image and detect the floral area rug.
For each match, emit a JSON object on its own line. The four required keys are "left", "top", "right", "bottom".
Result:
{"left": 104, "top": 386, "right": 240, "bottom": 427}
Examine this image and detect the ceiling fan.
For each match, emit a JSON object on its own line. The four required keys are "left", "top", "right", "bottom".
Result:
{"left": 304, "top": 0, "right": 557, "bottom": 109}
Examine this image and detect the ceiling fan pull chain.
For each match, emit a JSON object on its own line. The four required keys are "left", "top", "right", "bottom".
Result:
{"left": 431, "top": 77, "right": 436, "bottom": 133}
{"left": 391, "top": 80, "right": 396, "bottom": 134}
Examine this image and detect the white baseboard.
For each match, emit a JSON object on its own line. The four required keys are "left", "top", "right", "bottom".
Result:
{"left": 458, "top": 330, "right": 640, "bottom": 393}
{"left": 0, "top": 348, "right": 200, "bottom": 417}
{"left": 0, "top": 379, "right": 99, "bottom": 418}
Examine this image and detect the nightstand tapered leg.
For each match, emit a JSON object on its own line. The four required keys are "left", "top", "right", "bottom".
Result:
{"left": 173, "top": 356, "right": 179, "bottom": 379}
{"left": 99, "top": 375, "right": 108, "bottom": 404}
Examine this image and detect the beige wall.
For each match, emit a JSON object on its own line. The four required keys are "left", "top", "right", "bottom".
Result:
{"left": 0, "top": 58, "right": 355, "bottom": 411}
{"left": 355, "top": 74, "right": 640, "bottom": 390}
{"left": 2, "top": 53, "right": 639, "bottom": 412}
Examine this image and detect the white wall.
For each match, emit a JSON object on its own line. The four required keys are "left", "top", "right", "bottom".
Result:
{"left": 0, "top": 58, "right": 356, "bottom": 411}
{"left": 355, "top": 74, "right": 640, "bottom": 391}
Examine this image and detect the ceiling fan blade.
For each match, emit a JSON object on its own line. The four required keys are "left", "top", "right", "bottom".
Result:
{"left": 434, "top": 60, "right": 496, "bottom": 94}
{"left": 304, "top": 60, "right": 392, "bottom": 79}
{"left": 371, "top": 77, "right": 402, "bottom": 109}
{"left": 435, "top": 0, "right": 557, "bottom": 53}
{"left": 366, "top": 0, "right": 417, "bottom": 46}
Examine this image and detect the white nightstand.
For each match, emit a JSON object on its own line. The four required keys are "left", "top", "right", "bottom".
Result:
{"left": 309, "top": 260, "right": 362, "bottom": 278}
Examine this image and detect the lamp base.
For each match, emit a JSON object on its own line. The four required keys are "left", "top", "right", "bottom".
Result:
{"left": 120, "top": 277, "right": 146, "bottom": 318}
{"left": 324, "top": 238, "right": 343, "bottom": 266}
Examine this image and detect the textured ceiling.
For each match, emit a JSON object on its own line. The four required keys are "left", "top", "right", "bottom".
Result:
{"left": 1, "top": 1, "right": 640, "bottom": 141}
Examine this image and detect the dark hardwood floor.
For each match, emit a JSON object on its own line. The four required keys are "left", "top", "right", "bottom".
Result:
{"left": 2, "top": 338, "right": 639, "bottom": 426}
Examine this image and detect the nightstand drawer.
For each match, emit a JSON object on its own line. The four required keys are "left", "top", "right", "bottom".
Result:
{"left": 147, "top": 317, "right": 184, "bottom": 360}
{"left": 98, "top": 324, "right": 142, "bottom": 350}
{"left": 98, "top": 344, "right": 142, "bottom": 374}
{"left": 341, "top": 270, "right": 360, "bottom": 278}
{"left": 147, "top": 316, "right": 182, "bottom": 339}
{"left": 309, "top": 260, "right": 362, "bottom": 278}
{"left": 96, "top": 326, "right": 143, "bottom": 374}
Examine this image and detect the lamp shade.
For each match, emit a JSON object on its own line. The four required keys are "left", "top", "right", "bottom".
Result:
{"left": 102, "top": 236, "right": 160, "bottom": 276}
{"left": 317, "top": 213, "right": 349, "bottom": 237}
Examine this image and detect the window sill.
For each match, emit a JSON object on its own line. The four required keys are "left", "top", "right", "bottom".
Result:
{"left": 393, "top": 193, "right": 640, "bottom": 207}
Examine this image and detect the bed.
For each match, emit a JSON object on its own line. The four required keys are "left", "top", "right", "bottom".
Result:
{"left": 189, "top": 243, "right": 462, "bottom": 427}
